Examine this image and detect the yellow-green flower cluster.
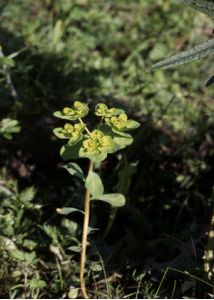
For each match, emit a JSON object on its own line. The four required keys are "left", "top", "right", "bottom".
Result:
{"left": 80, "top": 130, "right": 113, "bottom": 156}
{"left": 105, "top": 113, "right": 140, "bottom": 132}
{"left": 53, "top": 122, "right": 85, "bottom": 145}
{"left": 53, "top": 101, "right": 140, "bottom": 162}
{"left": 54, "top": 101, "right": 89, "bottom": 120}
{"left": 95, "top": 103, "right": 123, "bottom": 118}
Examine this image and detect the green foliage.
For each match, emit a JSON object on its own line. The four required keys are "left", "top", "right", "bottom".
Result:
{"left": 0, "top": 118, "right": 20, "bottom": 139}
{"left": 153, "top": 38, "right": 214, "bottom": 69}
{"left": 153, "top": 0, "right": 214, "bottom": 70}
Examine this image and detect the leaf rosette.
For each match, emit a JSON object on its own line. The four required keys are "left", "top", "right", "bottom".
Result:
{"left": 53, "top": 101, "right": 89, "bottom": 120}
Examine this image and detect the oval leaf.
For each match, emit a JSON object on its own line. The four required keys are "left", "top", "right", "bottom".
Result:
{"left": 91, "top": 193, "right": 125, "bottom": 207}
{"left": 85, "top": 171, "right": 104, "bottom": 198}
{"left": 63, "top": 163, "right": 85, "bottom": 180}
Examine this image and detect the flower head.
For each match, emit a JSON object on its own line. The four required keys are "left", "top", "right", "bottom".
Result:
{"left": 95, "top": 103, "right": 124, "bottom": 118}
{"left": 54, "top": 101, "right": 89, "bottom": 120}
{"left": 81, "top": 130, "right": 114, "bottom": 157}
{"left": 105, "top": 113, "right": 140, "bottom": 132}
{"left": 53, "top": 122, "right": 85, "bottom": 145}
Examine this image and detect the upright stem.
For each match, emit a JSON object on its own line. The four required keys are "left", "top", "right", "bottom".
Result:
{"left": 80, "top": 160, "right": 93, "bottom": 299}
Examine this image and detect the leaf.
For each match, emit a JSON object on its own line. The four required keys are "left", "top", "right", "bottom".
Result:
{"left": 53, "top": 127, "right": 67, "bottom": 139}
{"left": 61, "top": 219, "right": 78, "bottom": 235}
{"left": 113, "top": 134, "right": 133, "bottom": 151}
{"left": 152, "top": 38, "right": 214, "bottom": 69}
{"left": 9, "top": 249, "right": 37, "bottom": 264}
{"left": 41, "top": 225, "right": 59, "bottom": 244}
{"left": 79, "top": 148, "right": 107, "bottom": 163}
{"left": 149, "top": 43, "right": 168, "bottom": 61}
{"left": 99, "top": 125, "right": 133, "bottom": 152}
{"left": 85, "top": 171, "right": 104, "bottom": 198}
{"left": 0, "top": 56, "right": 15, "bottom": 67}
{"left": 63, "top": 162, "right": 85, "bottom": 180}
{"left": 0, "top": 118, "right": 20, "bottom": 140}
{"left": 206, "top": 75, "right": 214, "bottom": 87}
{"left": 53, "top": 111, "right": 78, "bottom": 121}
{"left": 91, "top": 193, "right": 126, "bottom": 207}
{"left": 90, "top": 262, "right": 102, "bottom": 272}
{"left": 68, "top": 245, "right": 82, "bottom": 252}
{"left": 68, "top": 288, "right": 79, "bottom": 299}
{"left": 182, "top": 0, "right": 214, "bottom": 18}
{"left": 56, "top": 207, "right": 84, "bottom": 215}
{"left": 28, "top": 278, "right": 47, "bottom": 289}
{"left": 126, "top": 120, "right": 140, "bottom": 130}
{"left": 50, "top": 245, "right": 63, "bottom": 260}
{"left": 19, "top": 187, "right": 35, "bottom": 203}
{"left": 60, "top": 142, "right": 82, "bottom": 160}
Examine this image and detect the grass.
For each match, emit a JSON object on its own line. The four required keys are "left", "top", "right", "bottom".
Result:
{"left": 1, "top": 0, "right": 214, "bottom": 298}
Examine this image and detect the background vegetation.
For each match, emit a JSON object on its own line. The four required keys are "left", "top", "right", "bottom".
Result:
{"left": 1, "top": 0, "right": 214, "bottom": 298}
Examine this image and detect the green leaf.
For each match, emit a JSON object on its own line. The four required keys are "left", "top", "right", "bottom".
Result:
{"left": 53, "top": 111, "right": 79, "bottom": 121}
{"left": 182, "top": 0, "right": 214, "bottom": 18}
{"left": 89, "top": 153, "right": 107, "bottom": 163}
{"left": 126, "top": 120, "right": 140, "bottom": 130}
{"left": 90, "top": 262, "right": 103, "bottom": 272}
{"left": 79, "top": 148, "right": 107, "bottom": 163}
{"left": 0, "top": 56, "right": 15, "bottom": 67}
{"left": 63, "top": 162, "right": 85, "bottom": 180}
{"left": 0, "top": 118, "right": 20, "bottom": 140}
{"left": 28, "top": 278, "right": 47, "bottom": 289}
{"left": 61, "top": 219, "right": 78, "bottom": 235}
{"left": 85, "top": 171, "right": 104, "bottom": 197}
{"left": 60, "top": 142, "right": 82, "bottom": 160}
{"left": 19, "top": 187, "right": 35, "bottom": 203}
{"left": 68, "top": 288, "right": 79, "bottom": 299}
{"left": 53, "top": 127, "right": 67, "bottom": 139}
{"left": 56, "top": 207, "right": 84, "bottom": 215}
{"left": 9, "top": 249, "right": 37, "bottom": 264}
{"left": 99, "top": 125, "right": 133, "bottom": 152}
{"left": 149, "top": 43, "right": 168, "bottom": 61}
{"left": 91, "top": 193, "right": 126, "bottom": 207}
{"left": 113, "top": 134, "right": 133, "bottom": 151}
{"left": 41, "top": 225, "right": 59, "bottom": 244}
{"left": 152, "top": 38, "right": 214, "bottom": 69}
{"left": 68, "top": 245, "right": 82, "bottom": 252}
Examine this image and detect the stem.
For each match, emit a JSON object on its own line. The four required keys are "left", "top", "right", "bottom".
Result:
{"left": 97, "top": 117, "right": 104, "bottom": 129}
{"left": 79, "top": 118, "right": 91, "bottom": 136}
{"left": 80, "top": 160, "right": 93, "bottom": 299}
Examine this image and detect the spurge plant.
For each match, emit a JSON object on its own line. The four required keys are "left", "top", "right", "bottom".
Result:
{"left": 53, "top": 101, "right": 140, "bottom": 298}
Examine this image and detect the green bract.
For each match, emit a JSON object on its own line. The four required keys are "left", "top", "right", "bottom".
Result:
{"left": 79, "top": 130, "right": 115, "bottom": 162}
{"left": 105, "top": 113, "right": 140, "bottom": 132}
{"left": 53, "top": 101, "right": 89, "bottom": 120}
{"left": 53, "top": 123, "right": 85, "bottom": 145}
{"left": 95, "top": 103, "right": 124, "bottom": 118}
